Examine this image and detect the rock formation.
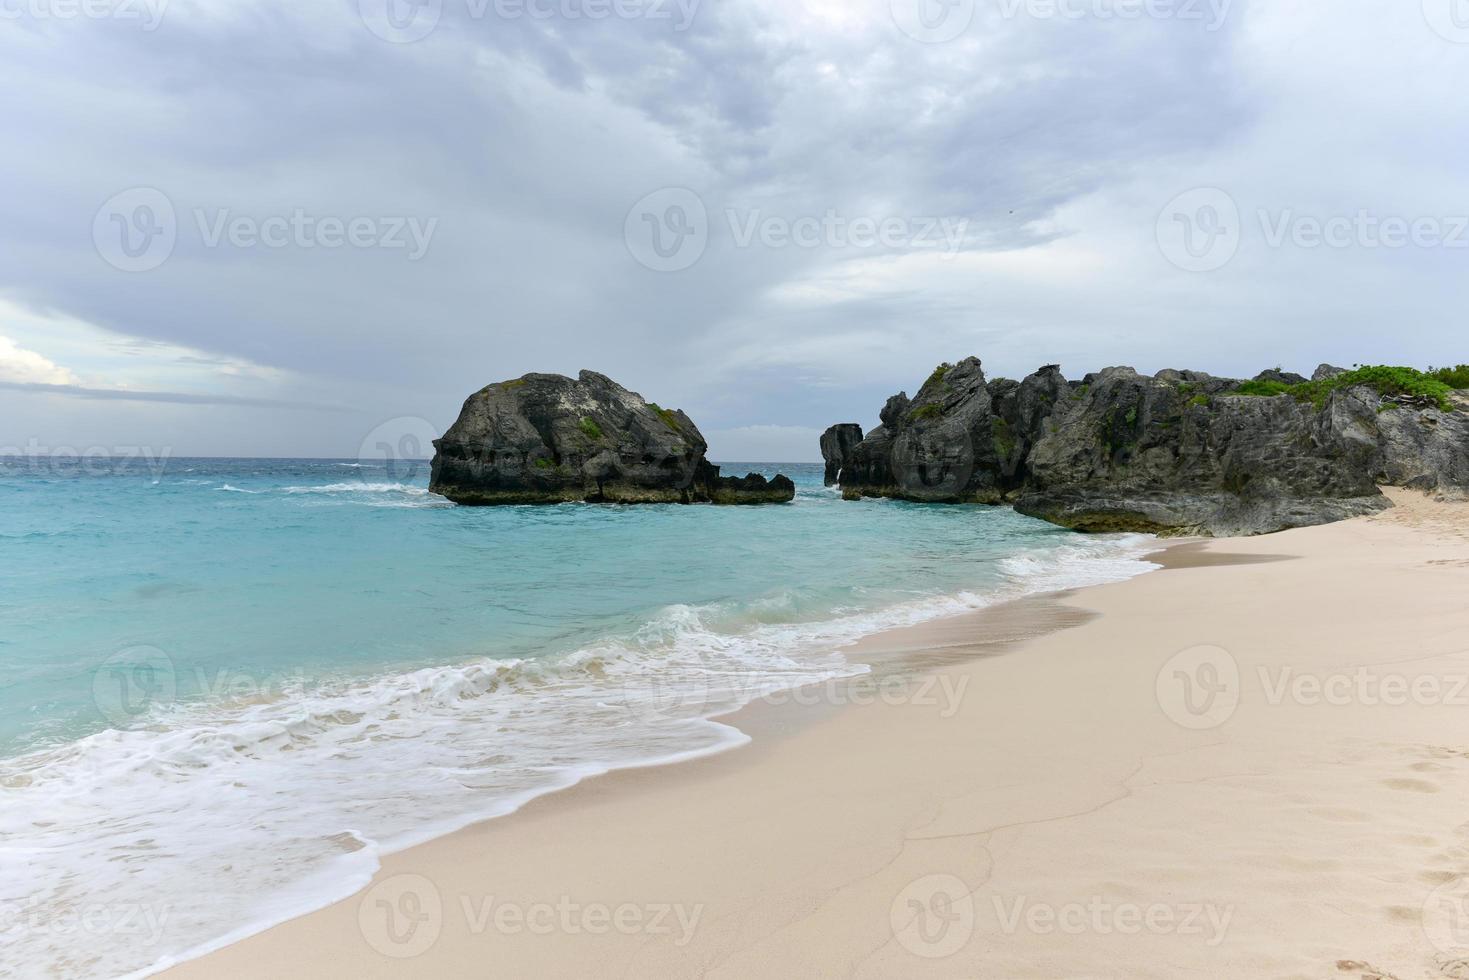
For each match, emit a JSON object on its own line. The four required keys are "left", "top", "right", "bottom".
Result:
{"left": 699, "top": 465, "right": 798, "bottom": 504}
{"left": 1015, "top": 367, "right": 1387, "bottom": 535}
{"left": 839, "top": 357, "right": 1006, "bottom": 503}
{"left": 819, "top": 424, "right": 864, "bottom": 486}
{"left": 1322, "top": 388, "right": 1469, "bottom": 500}
{"left": 828, "top": 358, "right": 1469, "bottom": 536}
{"left": 989, "top": 365, "right": 1069, "bottom": 489}
{"left": 430, "top": 370, "right": 794, "bottom": 505}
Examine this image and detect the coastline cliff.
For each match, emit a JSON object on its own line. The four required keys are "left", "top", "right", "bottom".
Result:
{"left": 827, "top": 359, "right": 1469, "bottom": 536}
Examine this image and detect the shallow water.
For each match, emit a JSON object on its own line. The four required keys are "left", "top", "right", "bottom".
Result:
{"left": 0, "top": 457, "right": 1157, "bottom": 978}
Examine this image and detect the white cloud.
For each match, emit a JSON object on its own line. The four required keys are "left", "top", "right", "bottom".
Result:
{"left": 0, "top": 335, "right": 79, "bottom": 386}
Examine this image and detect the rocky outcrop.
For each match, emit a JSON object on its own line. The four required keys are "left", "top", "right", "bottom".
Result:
{"left": 1322, "top": 388, "right": 1469, "bottom": 500}
{"left": 430, "top": 370, "right": 794, "bottom": 505}
{"left": 989, "top": 365, "right": 1069, "bottom": 488}
{"left": 1254, "top": 368, "right": 1308, "bottom": 385}
{"left": 840, "top": 357, "right": 1006, "bottom": 503}
{"left": 1313, "top": 363, "right": 1348, "bottom": 381}
{"left": 699, "top": 464, "right": 798, "bottom": 504}
{"left": 829, "top": 358, "right": 1469, "bottom": 536}
{"left": 1014, "top": 368, "right": 1388, "bottom": 536}
{"left": 819, "top": 424, "right": 864, "bottom": 486}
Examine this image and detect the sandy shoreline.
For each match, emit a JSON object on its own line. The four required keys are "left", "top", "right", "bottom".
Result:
{"left": 166, "top": 489, "right": 1469, "bottom": 979}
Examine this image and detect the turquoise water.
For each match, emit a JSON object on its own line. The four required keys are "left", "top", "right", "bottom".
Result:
{"left": 0, "top": 457, "right": 1156, "bottom": 978}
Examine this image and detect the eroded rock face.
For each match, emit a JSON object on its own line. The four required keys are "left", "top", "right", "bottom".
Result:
{"left": 1013, "top": 368, "right": 1388, "bottom": 535}
{"left": 819, "top": 424, "right": 864, "bottom": 486}
{"left": 699, "top": 464, "right": 798, "bottom": 504}
{"left": 430, "top": 370, "right": 793, "bottom": 505}
{"left": 1322, "top": 387, "right": 1469, "bottom": 500}
{"left": 840, "top": 357, "right": 1006, "bottom": 503}
{"left": 990, "top": 365, "right": 1069, "bottom": 489}
{"left": 829, "top": 356, "right": 1468, "bottom": 536}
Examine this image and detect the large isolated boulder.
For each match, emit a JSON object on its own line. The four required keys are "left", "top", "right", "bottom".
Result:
{"left": 1014, "top": 367, "right": 1389, "bottom": 535}
{"left": 430, "top": 370, "right": 793, "bottom": 505}
{"left": 819, "top": 423, "right": 864, "bottom": 486}
{"left": 840, "top": 357, "right": 1007, "bottom": 503}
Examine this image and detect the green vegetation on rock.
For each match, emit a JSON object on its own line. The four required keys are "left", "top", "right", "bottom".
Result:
{"left": 645, "top": 403, "right": 684, "bottom": 432}
{"left": 925, "top": 363, "right": 953, "bottom": 390}
{"left": 909, "top": 403, "right": 943, "bottom": 422}
{"left": 1430, "top": 364, "right": 1469, "bottom": 389}
{"left": 992, "top": 417, "right": 1016, "bottom": 457}
{"left": 578, "top": 417, "right": 604, "bottom": 440}
{"left": 1228, "top": 365, "right": 1456, "bottom": 411}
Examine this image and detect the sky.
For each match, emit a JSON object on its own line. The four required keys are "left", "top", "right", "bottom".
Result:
{"left": 2, "top": 0, "right": 1468, "bottom": 462}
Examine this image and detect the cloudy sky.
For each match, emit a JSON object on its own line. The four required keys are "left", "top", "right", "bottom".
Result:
{"left": 2, "top": 0, "right": 1467, "bottom": 461}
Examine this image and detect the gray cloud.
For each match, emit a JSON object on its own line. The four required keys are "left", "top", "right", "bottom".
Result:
{"left": 1, "top": 0, "right": 1466, "bottom": 460}
{"left": 0, "top": 380, "right": 353, "bottom": 412}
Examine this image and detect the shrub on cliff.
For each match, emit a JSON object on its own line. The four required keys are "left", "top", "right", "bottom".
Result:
{"left": 1231, "top": 365, "right": 1456, "bottom": 411}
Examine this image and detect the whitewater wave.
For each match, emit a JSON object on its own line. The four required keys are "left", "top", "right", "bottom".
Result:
{"left": 0, "top": 533, "right": 1157, "bottom": 979}
{"left": 283, "top": 482, "right": 430, "bottom": 495}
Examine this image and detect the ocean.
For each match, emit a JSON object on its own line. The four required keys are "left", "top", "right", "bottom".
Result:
{"left": 0, "top": 457, "right": 1158, "bottom": 978}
